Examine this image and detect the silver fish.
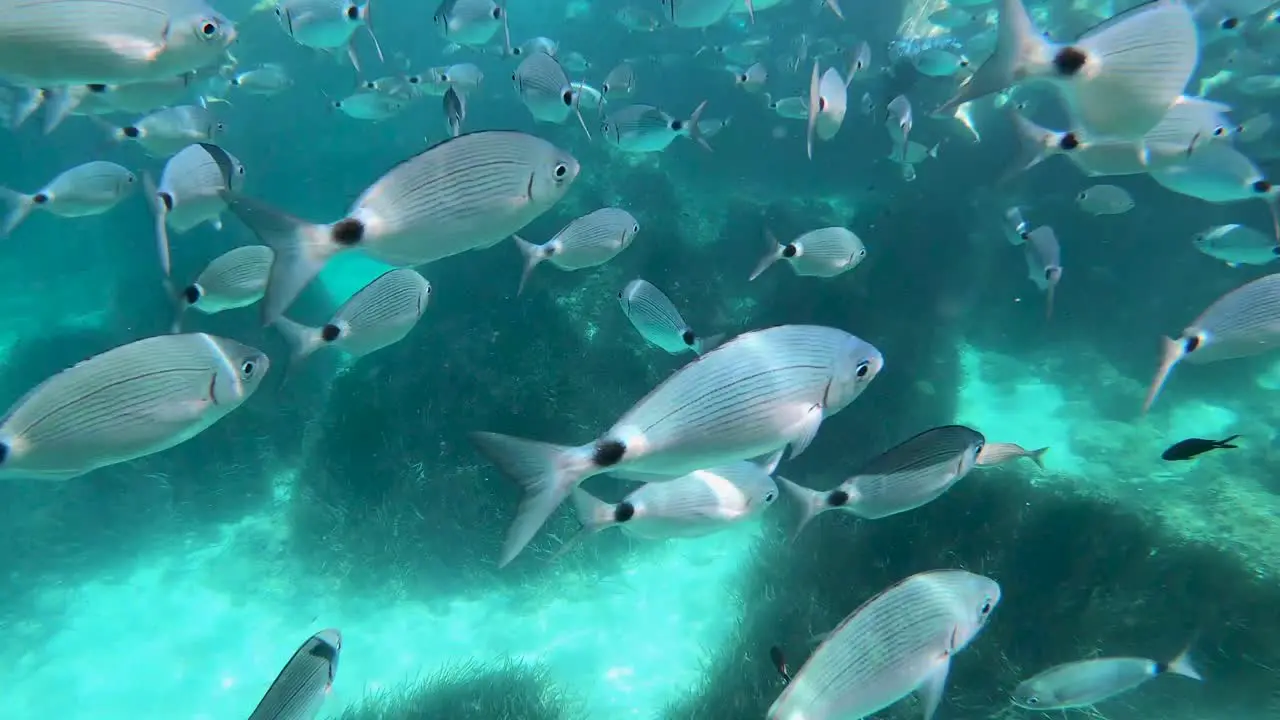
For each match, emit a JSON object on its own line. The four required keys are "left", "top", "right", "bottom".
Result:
{"left": 512, "top": 36, "right": 558, "bottom": 58}
{"left": 512, "top": 50, "right": 590, "bottom": 135}
{"left": 658, "top": 0, "right": 737, "bottom": 28}
{"left": 471, "top": 324, "right": 884, "bottom": 566}
{"left": 1147, "top": 142, "right": 1279, "bottom": 236}
{"left": 938, "top": 0, "right": 1198, "bottom": 140}
{"left": 1003, "top": 207, "right": 1029, "bottom": 246}
{"left": 847, "top": 41, "right": 871, "bottom": 86}
{"left": 332, "top": 91, "right": 406, "bottom": 120}
{"left": 248, "top": 629, "right": 342, "bottom": 720}
{"left": 0, "top": 333, "right": 268, "bottom": 480}
{"left": 1076, "top": 184, "right": 1134, "bottom": 215}
{"left": 750, "top": 226, "right": 867, "bottom": 281}
{"left": 513, "top": 207, "right": 639, "bottom": 295}
{"left": 175, "top": 245, "right": 274, "bottom": 331}
{"left": 602, "top": 62, "right": 637, "bottom": 98}
{"left": 0, "top": 160, "right": 136, "bottom": 236}
{"left": 114, "top": 104, "right": 222, "bottom": 157}
{"left": 433, "top": 0, "right": 511, "bottom": 54}
{"left": 1144, "top": 272, "right": 1280, "bottom": 412}
{"left": 443, "top": 86, "right": 466, "bottom": 137}
{"left": 768, "top": 569, "right": 1000, "bottom": 720}
{"left": 778, "top": 425, "right": 986, "bottom": 537}
{"left": 433, "top": 62, "right": 483, "bottom": 91}
{"left": 975, "top": 441, "right": 1047, "bottom": 469}
{"left": 768, "top": 94, "right": 808, "bottom": 121}
{"left": 273, "top": 268, "right": 430, "bottom": 368}
{"left": 275, "top": 0, "right": 383, "bottom": 72}
{"left": 225, "top": 130, "right": 579, "bottom": 324}
{"left": 1012, "top": 648, "right": 1200, "bottom": 710}
{"left": 1193, "top": 223, "right": 1280, "bottom": 267}
{"left": 618, "top": 278, "right": 722, "bottom": 355}
{"left": 886, "top": 94, "right": 912, "bottom": 159}
{"left": 146, "top": 142, "right": 245, "bottom": 280}
{"left": 805, "top": 61, "right": 846, "bottom": 159}
{"left": 231, "top": 64, "right": 293, "bottom": 96}
{"left": 601, "top": 102, "right": 710, "bottom": 152}
{"left": 1023, "top": 226, "right": 1062, "bottom": 319}
{"left": 98, "top": 74, "right": 196, "bottom": 114}
{"left": 733, "top": 62, "right": 767, "bottom": 93}
{"left": 0, "top": 0, "right": 236, "bottom": 85}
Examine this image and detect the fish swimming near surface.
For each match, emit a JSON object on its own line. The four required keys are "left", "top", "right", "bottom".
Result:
{"left": 1161, "top": 435, "right": 1240, "bottom": 460}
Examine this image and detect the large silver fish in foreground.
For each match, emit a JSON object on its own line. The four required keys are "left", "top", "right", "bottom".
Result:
{"left": 471, "top": 324, "right": 884, "bottom": 566}
{"left": 224, "top": 130, "right": 579, "bottom": 325}
{"left": 768, "top": 569, "right": 1000, "bottom": 720}
{"left": 248, "top": 628, "right": 342, "bottom": 720}
{"left": 0, "top": 334, "right": 268, "bottom": 480}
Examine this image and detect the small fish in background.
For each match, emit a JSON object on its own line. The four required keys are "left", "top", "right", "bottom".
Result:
{"left": 617, "top": 278, "right": 722, "bottom": 355}
{"left": 560, "top": 50, "right": 591, "bottom": 73}
{"left": 274, "top": 0, "right": 384, "bottom": 73}
{"left": 885, "top": 94, "right": 912, "bottom": 160}
{"left": 569, "top": 82, "right": 604, "bottom": 114}
{"left": 1143, "top": 273, "right": 1280, "bottom": 413}
{"left": 1076, "top": 184, "right": 1135, "bottom": 215}
{"left": 601, "top": 62, "right": 636, "bottom": 100}
{"left": 769, "top": 645, "right": 791, "bottom": 683}
{"left": 948, "top": 100, "right": 981, "bottom": 143}
{"left": 110, "top": 105, "right": 224, "bottom": 157}
{"left": 513, "top": 207, "right": 640, "bottom": 295}
{"left": 733, "top": 62, "right": 768, "bottom": 93}
{"left": 513, "top": 50, "right": 592, "bottom": 138}
{"left": 844, "top": 41, "right": 871, "bottom": 88}
{"left": 859, "top": 91, "right": 873, "bottom": 116}
{"left": 765, "top": 93, "right": 808, "bottom": 121}
{"left": 512, "top": 36, "right": 559, "bottom": 58}
{"left": 767, "top": 569, "right": 1000, "bottom": 720}
{"left": 0, "top": 161, "right": 136, "bottom": 237}
{"left": 173, "top": 245, "right": 275, "bottom": 333}
{"left": 1234, "top": 112, "right": 1271, "bottom": 143}
{"left": 1145, "top": 141, "right": 1280, "bottom": 238}
{"left": 443, "top": 86, "right": 466, "bottom": 137}
{"left": 614, "top": 5, "right": 662, "bottom": 32}
{"left": 658, "top": 0, "right": 737, "bottom": 29}
{"left": 913, "top": 48, "right": 968, "bottom": 78}
{"left": 750, "top": 226, "right": 867, "bottom": 281}
{"left": 1023, "top": 226, "right": 1062, "bottom": 319}
{"left": 1161, "top": 435, "right": 1240, "bottom": 461}
{"left": 273, "top": 268, "right": 431, "bottom": 370}
{"left": 331, "top": 91, "right": 406, "bottom": 120}
{"left": 229, "top": 64, "right": 293, "bottom": 96}
{"left": 937, "top": 0, "right": 1199, "bottom": 141}
{"left": 976, "top": 441, "right": 1048, "bottom": 469}
{"left": 1012, "top": 645, "right": 1201, "bottom": 710}
{"left": 805, "top": 60, "right": 847, "bottom": 159}
{"left": 0, "top": 334, "right": 268, "bottom": 481}
{"left": 887, "top": 140, "right": 938, "bottom": 166}
{"left": 433, "top": 0, "right": 512, "bottom": 55}
{"left": 1003, "top": 206, "right": 1030, "bottom": 246}
{"left": 777, "top": 425, "right": 986, "bottom": 538}
{"left": 248, "top": 629, "right": 342, "bottom": 720}
{"left": 600, "top": 102, "right": 710, "bottom": 152}
{"left": 432, "top": 62, "right": 484, "bottom": 92}
{"left": 145, "top": 142, "right": 245, "bottom": 282}
{"left": 1192, "top": 224, "right": 1280, "bottom": 267}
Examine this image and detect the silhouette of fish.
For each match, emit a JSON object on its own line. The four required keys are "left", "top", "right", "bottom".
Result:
{"left": 1161, "top": 435, "right": 1240, "bottom": 461}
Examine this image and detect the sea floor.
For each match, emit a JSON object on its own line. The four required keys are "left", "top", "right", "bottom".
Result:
{"left": 3, "top": 342, "right": 1275, "bottom": 718}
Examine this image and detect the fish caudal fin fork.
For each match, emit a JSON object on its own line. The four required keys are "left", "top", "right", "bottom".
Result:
{"left": 775, "top": 475, "right": 830, "bottom": 541}
{"left": 0, "top": 187, "right": 34, "bottom": 237}
{"left": 469, "top": 431, "right": 596, "bottom": 567}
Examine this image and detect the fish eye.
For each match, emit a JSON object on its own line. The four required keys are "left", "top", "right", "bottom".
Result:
{"left": 201, "top": 21, "right": 218, "bottom": 36}
{"left": 1221, "top": 17, "right": 1239, "bottom": 31}
{"left": 1213, "top": 126, "right": 1227, "bottom": 137}
{"left": 553, "top": 163, "right": 569, "bottom": 179}
{"left": 632, "top": 223, "right": 640, "bottom": 233}
{"left": 1076, "top": 191, "right": 1087, "bottom": 201}
{"left": 858, "top": 248, "right": 866, "bottom": 257}
{"left": 491, "top": 6, "right": 501, "bottom": 19}
{"left": 764, "top": 491, "right": 777, "bottom": 502}
{"left": 241, "top": 360, "right": 257, "bottom": 377}
{"left": 346, "top": 5, "right": 359, "bottom": 19}
{"left": 980, "top": 598, "right": 994, "bottom": 614}
{"left": 237, "top": 166, "right": 246, "bottom": 175}
{"left": 855, "top": 361, "right": 870, "bottom": 378}
{"left": 1024, "top": 697, "right": 1040, "bottom": 706}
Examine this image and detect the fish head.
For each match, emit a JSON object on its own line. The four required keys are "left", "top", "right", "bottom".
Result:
{"left": 954, "top": 572, "right": 1001, "bottom": 643}
{"left": 529, "top": 147, "right": 580, "bottom": 203}
{"left": 182, "top": 7, "right": 238, "bottom": 54}
{"left": 826, "top": 335, "right": 884, "bottom": 413}
{"left": 1011, "top": 676, "right": 1059, "bottom": 710}
{"left": 213, "top": 338, "right": 271, "bottom": 403}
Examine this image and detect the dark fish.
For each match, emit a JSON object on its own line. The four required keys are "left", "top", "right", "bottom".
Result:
{"left": 1161, "top": 435, "right": 1240, "bottom": 461}
{"left": 770, "top": 645, "right": 791, "bottom": 683}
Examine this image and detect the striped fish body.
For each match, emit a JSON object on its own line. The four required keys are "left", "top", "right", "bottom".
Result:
{"left": 0, "top": 0, "right": 236, "bottom": 85}
{"left": 351, "top": 131, "right": 579, "bottom": 265}
{"left": 622, "top": 462, "right": 779, "bottom": 538}
{"left": 30, "top": 161, "right": 136, "bottom": 217}
{"left": 248, "top": 628, "right": 341, "bottom": 720}
{"left": 603, "top": 325, "right": 882, "bottom": 475}
{"left": 975, "top": 441, "right": 1046, "bottom": 468}
{"left": 787, "top": 227, "right": 866, "bottom": 277}
{"left": 159, "top": 143, "right": 245, "bottom": 233}
{"left": 325, "top": 268, "right": 431, "bottom": 357}
{"left": 101, "top": 74, "right": 193, "bottom": 113}
{"left": 185, "top": 246, "right": 274, "bottom": 314}
{"left": 768, "top": 569, "right": 1001, "bottom": 720}
{"left": 433, "top": 0, "right": 503, "bottom": 46}
{"left": 601, "top": 105, "right": 680, "bottom": 152}
{"left": 543, "top": 208, "right": 639, "bottom": 270}
{"left": 1013, "top": 657, "right": 1161, "bottom": 709}
{"left": 1183, "top": 273, "right": 1280, "bottom": 364}
{"left": 514, "top": 51, "right": 573, "bottom": 123}
{"left": 618, "top": 279, "right": 700, "bottom": 354}
{"left": 277, "top": 0, "right": 364, "bottom": 50}
{"left": 660, "top": 0, "right": 736, "bottom": 28}
{"left": 1148, "top": 141, "right": 1270, "bottom": 203}
{"left": 0, "top": 334, "right": 268, "bottom": 480}
{"left": 842, "top": 426, "right": 985, "bottom": 519}
{"left": 126, "top": 104, "right": 221, "bottom": 157}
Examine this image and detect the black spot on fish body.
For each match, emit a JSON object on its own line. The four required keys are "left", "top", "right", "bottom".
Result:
{"left": 614, "top": 501, "right": 636, "bottom": 522}
{"left": 321, "top": 324, "right": 341, "bottom": 342}
{"left": 345, "top": 3, "right": 359, "bottom": 20}
{"left": 1221, "top": 17, "right": 1239, "bottom": 30}
{"left": 561, "top": 89, "right": 573, "bottom": 106}
{"left": 681, "top": 329, "right": 696, "bottom": 346}
{"left": 1052, "top": 46, "right": 1088, "bottom": 76}
{"left": 671, "top": 119, "right": 684, "bottom": 132}
{"left": 1272, "top": 246, "right": 1280, "bottom": 256}
{"left": 332, "top": 218, "right": 364, "bottom": 245}
{"left": 1060, "top": 132, "right": 1080, "bottom": 151}
{"left": 827, "top": 489, "right": 849, "bottom": 507}
{"left": 592, "top": 439, "right": 626, "bottom": 466}
{"left": 159, "top": 191, "right": 174, "bottom": 211}
{"left": 0, "top": 440, "right": 7, "bottom": 465}
{"left": 1184, "top": 335, "right": 1201, "bottom": 353}
{"left": 781, "top": 244, "right": 798, "bottom": 258}
{"left": 491, "top": 5, "right": 501, "bottom": 18}
{"left": 183, "top": 285, "right": 202, "bottom": 304}
{"left": 87, "top": 83, "right": 107, "bottom": 93}
{"left": 122, "top": 126, "right": 140, "bottom": 138}
{"left": 1252, "top": 179, "right": 1272, "bottom": 194}
{"left": 308, "top": 638, "right": 339, "bottom": 664}
{"left": 1162, "top": 435, "right": 1240, "bottom": 461}
{"left": 32, "top": 193, "right": 48, "bottom": 205}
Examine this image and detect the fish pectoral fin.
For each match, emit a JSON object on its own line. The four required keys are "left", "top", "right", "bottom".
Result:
{"left": 788, "top": 403, "right": 825, "bottom": 459}
{"left": 147, "top": 398, "right": 213, "bottom": 424}
{"left": 916, "top": 656, "right": 952, "bottom": 720}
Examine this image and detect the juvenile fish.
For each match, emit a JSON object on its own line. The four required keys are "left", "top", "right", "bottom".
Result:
{"left": 113, "top": 105, "right": 223, "bottom": 157}
{"left": 1161, "top": 434, "right": 1239, "bottom": 461}
{"left": 976, "top": 441, "right": 1048, "bottom": 469}
{"left": 768, "top": 569, "right": 1000, "bottom": 720}
{"left": 0, "top": 161, "right": 136, "bottom": 236}
{"left": 146, "top": 143, "right": 245, "bottom": 280}
{"left": 0, "top": 334, "right": 268, "bottom": 480}
{"left": 274, "top": 0, "right": 383, "bottom": 73}
{"left": 514, "top": 208, "right": 639, "bottom": 295}
{"left": 225, "top": 131, "right": 579, "bottom": 324}
{"left": 471, "top": 324, "right": 884, "bottom": 566}
{"left": 1023, "top": 226, "right": 1062, "bottom": 319}
{"left": 778, "top": 425, "right": 986, "bottom": 538}
{"left": 273, "top": 268, "right": 431, "bottom": 368}
{"left": 248, "top": 629, "right": 342, "bottom": 720}
{"left": 1012, "top": 647, "right": 1200, "bottom": 710}
{"left": 750, "top": 226, "right": 867, "bottom": 281}
{"left": 1076, "top": 184, "right": 1134, "bottom": 215}
{"left": 601, "top": 102, "right": 710, "bottom": 152}
{"left": 332, "top": 91, "right": 406, "bottom": 121}
{"left": 1144, "top": 273, "right": 1280, "bottom": 412}
{"left": 174, "top": 245, "right": 275, "bottom": 332}
{"left": 618, "top": 278, "right": 722, "bottom": 355}
{"left": 443, "top": 86, "right": 466, "bottom": 137}
{"left": 805, "top": 61, "right": 847, "bottom": 159}
{"left": 230, "top": 65, "right": 293, "bottom": 96}
{"left": 1193, "top": 224, "right": 1280, "bottom": 267}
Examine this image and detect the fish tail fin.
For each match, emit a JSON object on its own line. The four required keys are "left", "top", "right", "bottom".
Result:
{"left": 749, "top": 228, "right": 785, "bottom": 281}
{"left": 685, "top": 100, "right": 710, "bottom": 152}
{"left": 568, "top": 486, "right": 619, "bottom": 535}
{"left": 1217, "top": 434, "right": 1241, "bottom": 448}
{"left": 0, "top": 187, "right": 34, "bottom": 237}
{"left": 775, "top": 475, "right": 829, "bottom": 541}
{"left": 1001, "top": 111, "right": 1063, "bottom": 184}
{"left": 169, "top": 287, "right": 192, "bottom": 335}
{"left": 1027, "top": 446, "right": 1049, "bottom": 469}
{"left": 142, "top": 172, "right": 174, "bottom": 283}
{"left": 499, "top": 0, "right": 513, "bottom": 57}
{"left": 40, "top": 86, "right": 82, "bottom": 135}
{"left": 513, "top": 234, "right": 546, "bottom": 296}
{"left": 805, "top": 60, "right": 820, "bottom": 160}
{"left": 469, "top": 431, "right": 596, "bottom": 568}
{"left": 1163, "top": 644, "right": 1203, "bottom": 681}
{"left": 822, "top": 0, "right": 844, "bottom": 20}
{"left": 936, "top": 0, "right": 1047, "bottom": 117}
{"left": 361, "top": 0, "right": 385, "bottom": 62}
{"left": 1143, "top": 335, "right": 1186, "bottom": 414}
{"left": 694, "top": 332, "right": 725, "bottom": 355}
{"left": 222, "top": 192, "right": 343, "bottom": 326}
{"left": 9, "top": 87, "right": 46, "bottom": 130}
{"left": 272, "top": 315, "right": 325, "bottom": 371}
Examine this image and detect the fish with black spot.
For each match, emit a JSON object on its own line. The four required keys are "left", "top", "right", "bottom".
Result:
{"left": 110, "top": 104, "right": 223, "bottom": 157}
{"left": 145, "top": 142, "right": 246, "bottom": 282}
{"left": 248, "top": 628, "right": 342, "bottom": 720}
{"left": 1161, "top": 434, "right": 1240, "bottom": 461}
{"left": 749, "top": 226, "right": 867, "bottom": 282}
{"left": 617, "top": 278, "right": 723, "bottom": 355}
{"left": 470, "top": 324, "right": 884, "bottom": 567}
{"left": 173, "top": 245, "right": 275, "bottom": 333}
{"left": 0, "top": 160, "right": 136, "bottom": 237}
